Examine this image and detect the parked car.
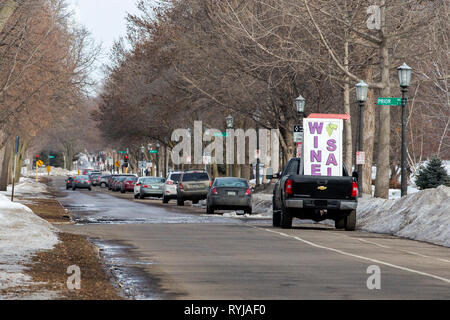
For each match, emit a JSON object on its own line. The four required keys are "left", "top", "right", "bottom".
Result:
{"left": 176, "top": 171, "right": 211, "bottom": 206}
{"left": 99, "top": 175, "right": 111, "bottom": 188}
{"left": 269, "top": 157, "right": 358, "bottom": 230}
{"left": 135, "top": 177, "right": 166, "bottom": 199}
{"left": 90, "top": 173, "right": 102, "bottom": 186}
{"left": 82, "top": 169, "right": 94, "bottom": 175}
{"left": 162, "top": 171, "right": 183, "bottom": 203}
{"left": 112, "top": 176, "right": 127, "bottom": 192}
{"left": 72, "top": 175, "right": 92, "bottom": 191}
{"left": 206, "top": 178, "right": 252, "bottom": 214}
{"left": 65, "top": 176, "right": 75, "bottom": 190}
{"left": 121, "top": 176, "right": 138, "bottom": 193}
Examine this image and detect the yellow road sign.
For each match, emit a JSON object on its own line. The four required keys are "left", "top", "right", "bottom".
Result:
{"left": 46, "top": 166, "right": 51, "bottom": 173}
{"left": 37, "top": 160, "right": 44, "bottom": 167}
{"left": 115, "top": 160, "right": 121, "bottom": 168}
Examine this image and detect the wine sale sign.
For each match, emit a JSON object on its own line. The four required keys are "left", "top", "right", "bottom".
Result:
{"left": 303, "top": 118, "right": 343, "bottom": 177}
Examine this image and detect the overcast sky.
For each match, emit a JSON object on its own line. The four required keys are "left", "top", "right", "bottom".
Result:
{"left": 67, "top": 0, "right": 143, "bottom": 88}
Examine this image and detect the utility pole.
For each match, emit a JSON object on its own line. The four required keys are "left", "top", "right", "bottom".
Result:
{"left": 11, "top": 136, "right": 19, "bottom": 202}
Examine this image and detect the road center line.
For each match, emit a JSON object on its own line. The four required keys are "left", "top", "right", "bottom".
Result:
{"left": 258, "top": 227, "right": 450, "bottom": 285}
{"left": 332, "top": 232, "right": 450, "bottom": 264}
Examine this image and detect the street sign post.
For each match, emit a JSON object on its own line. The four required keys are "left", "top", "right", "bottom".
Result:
{"left": 11, "top": 136, "right": 19, "bottom": 202}
{"left": 293, "top": 125, "right": 304, "bottom": 143}
{"left": 377, "top": 97, "right": 402, "bottom": 106}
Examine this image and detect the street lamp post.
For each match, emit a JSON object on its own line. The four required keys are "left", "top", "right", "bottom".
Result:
{"left": 295, "top": 95, "right": 306, "bottom": 158}
{"left": 140, "top": 146, "right": 145, "bottom": 177}
{"left": 253, "top": 112, "right": 261, "bottom": 186}
{"left": 355, "top": 81, "right": 369, "bottom": 198}
{"left": 156, "top": 143, "right": 161, "bottom": 177}
{"left": 398, "top": 63, "right": 412, "bottom": 197}
{"left": 226, "top": 115, "right": 234, "bottom": 177}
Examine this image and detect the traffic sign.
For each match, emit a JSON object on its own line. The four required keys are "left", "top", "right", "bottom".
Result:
{"left": 118, "top": 151, "right": 127, "bottom": 154}
{"left": 36, "top": 160, "right": 44, "bottom": 167}
{"left": 356, "top": 151, "right": 366, "bottom": 165}
{"left": 293, "top": 125, "right": 304, "bottom": 143}
{"left": 138, "top": 161, "right": 147, "bottom": 169}
{"left": 149, "top": 150, "right": 159, "bottom": 154}
{"left": 115, "top": 160, "right": 121, "bottom": 168}
{"left": 377, "top": 97, "right": 402, "bottom": 106}
{"left": 46, "top": 166, "right": 51, "bottom": 173}
{"left": 296, "top": 142, "right": 303, "bottom": 158}
{"left": 49, "top": 156, "right": 56, "bottom": 159}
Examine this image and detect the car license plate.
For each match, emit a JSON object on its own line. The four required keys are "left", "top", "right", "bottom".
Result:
{"left": 152, "top": 186, "right": 159, "bottom": 189}
{"left": 227, "top": 191, "right": 237, "bottom": 196}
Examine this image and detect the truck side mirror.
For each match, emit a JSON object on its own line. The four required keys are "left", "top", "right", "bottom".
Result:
{"left": 352, "top": 171, "right": 359, "bottom": 181}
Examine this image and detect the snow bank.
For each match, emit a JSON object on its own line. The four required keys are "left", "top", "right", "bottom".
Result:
{"left": 1, "top": 178, "right": 51, "bottom": 199}
{"left": 0, "top": 194, "right": 59, "bottom": 291}
{"left": 358, "top": 186, "right": 450, "bottom": 247}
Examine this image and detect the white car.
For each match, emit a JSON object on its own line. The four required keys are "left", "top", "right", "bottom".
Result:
{"left": 134, "top": 177, "right": 148, "bottom": 199}
{"left": 162, "top": 171, "right": 183, "bottom": 203}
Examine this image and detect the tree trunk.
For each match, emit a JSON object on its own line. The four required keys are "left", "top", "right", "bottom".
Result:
{"left": 374, "top": 34, "right": 391, "bottom": 199}
{"left": 363, "top": 64, "right": 376, "bottom": 195}
{"left": 0, "top": 139, "right": 13, "bottom": 191}
{"left": 0, "top": 0, "right": 18, "bottom": 33}
{"left": 343, "top": 40, "right": 353, "bottom": 173}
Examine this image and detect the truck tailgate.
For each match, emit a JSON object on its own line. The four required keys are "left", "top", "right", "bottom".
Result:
{"left": 290, "top": 175, "right": 353, "bottom": 199}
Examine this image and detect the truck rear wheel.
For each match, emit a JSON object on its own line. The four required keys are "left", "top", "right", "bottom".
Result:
{"left": 280, "top": 205, "right": 292, "bottom": 229}
{"left": 335, "top": 210, "right": 356, "bottom": 231}
{"left": 273, "top": 211, "right": 281, "bottom": 227}
{"left": 345, "top": 209, "right": 356, "bottom": 231}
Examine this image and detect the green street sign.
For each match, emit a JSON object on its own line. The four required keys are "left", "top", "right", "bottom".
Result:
{"left": 118, "top": 151, "right": 127, "bottom": 154}
{"left": 214, "top": 132, "right": 229, "bottom": 137}
{"left": 149, "top": 150, "right": 159, "bottom": 154}
{"left": 377, "top": 97, "right": 402, "bottom": 106}
{"left": 49, "top": 156, "right": 55, "bottom": 159}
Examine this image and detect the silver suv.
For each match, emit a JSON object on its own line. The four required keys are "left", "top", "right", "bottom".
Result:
{"left": 177, "top": 171, "right": 211, "bottom": 206}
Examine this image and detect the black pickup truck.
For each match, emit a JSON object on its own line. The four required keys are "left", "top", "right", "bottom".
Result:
{"left": 268, "top": 157, "right": 358, "bottom": 230}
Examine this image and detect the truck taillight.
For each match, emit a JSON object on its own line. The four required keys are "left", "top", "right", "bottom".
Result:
{"left": 352, "top": 182, "right": 358, "bottom": 198}
{"left": 209, "top": 181, "right": 213, "bottom": 188}
{"left": 179, "top": 183, "right": 183, "bottom": 190}
{"left": 285, "top": 179, "right": 293, "bottom": 195}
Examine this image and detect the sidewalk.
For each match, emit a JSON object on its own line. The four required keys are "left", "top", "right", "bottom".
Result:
{"left": 0, "top": 177, "right": 123, "bottom": 300}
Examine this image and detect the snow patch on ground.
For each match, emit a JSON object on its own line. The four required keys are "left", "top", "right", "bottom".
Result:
{"left": 358, "top": 185, "right": 450, "bottom": 247}
{"left": 23, "top": 166, "right": 71, "bottom": 177}
{"left": 0, "top": 177, "right": 51, "bottom": 199}
{"left": 0, "top": 194, "right": 59, "bottom": 293}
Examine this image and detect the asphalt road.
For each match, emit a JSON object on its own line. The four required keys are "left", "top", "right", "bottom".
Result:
{"left": 52, "top": 177, "right": 450, "bottom": 300}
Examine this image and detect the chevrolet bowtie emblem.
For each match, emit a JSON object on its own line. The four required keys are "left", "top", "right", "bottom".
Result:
{"left": 318, "top": 186, "right": 327, "bottom": 191}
